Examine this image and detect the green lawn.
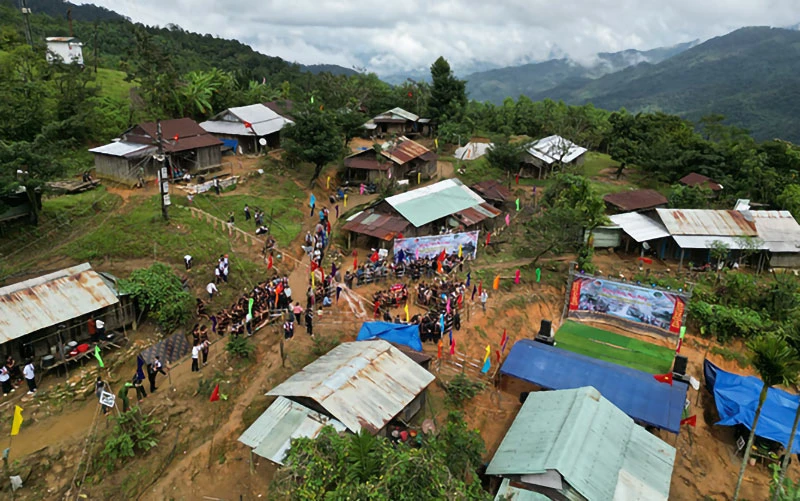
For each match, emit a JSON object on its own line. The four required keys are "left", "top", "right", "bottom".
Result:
{"left": 94, "top": 67, "right": 133, "bottom": 101}
{"left": 555, "top": 320, "right": 675, "bottom": 374}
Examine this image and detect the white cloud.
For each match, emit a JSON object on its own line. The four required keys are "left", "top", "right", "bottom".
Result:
{"left": 77, "top": 0, "right": 800, "bottom": 75}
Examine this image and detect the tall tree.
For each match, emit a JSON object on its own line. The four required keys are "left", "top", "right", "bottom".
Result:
{"left": 428, "top": 56, "right": 466, "bottom": 123}
{"left": 733, "top": 334, "right": 800, "bottom": 501}
{"left": 485, "top": 136, "right": 524, "bottom": 173}
{"left": 281, "top": 104, "right": 343, "bottom": 186}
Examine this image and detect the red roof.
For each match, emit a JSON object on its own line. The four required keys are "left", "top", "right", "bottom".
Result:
{"left": 126, "top": 118, "right": 222, "bottom": 153}
{"left": 344, "top": 154, "right": 389, "bottom": 171}
{"left": 603, "top": 189, "right": 668, "bottom": 211}
{"left": 470, "top": 180, "right": 511, "bottom": 203}
{"left": 381, "top": 139, "right": 435, "bottom": 165}
{"left": 342, "top": 210, "right": 410, "bottom": 240}
{"left": 679, "top": 173, "right": 723, "bottom": 191}
{"left": 452, "top": 203, "right": 502, "bottom": 227}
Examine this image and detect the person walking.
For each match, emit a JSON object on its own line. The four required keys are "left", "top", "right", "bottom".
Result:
{"left": 480, "top": 290, "right": 488, "bottom": 312}
{"left": 207, "top": 282, "right": 218, "bottom": 300}
{"left": 202, "top": 338, "right": 210, "bottom": 365}
{"left": 95, "top": 377, "right": 109, "bottom": 415}
{"left": 184, "top": 254, "right": 193, "bottom": 270}
{"left": 283, "top": 319, "right": 294, "bottom": 340}
{"left": 132, "top": 373, "right": 147, "bottom": 401}
{"left": 137, "top": 166, "right": 145, "bottom": 189}
{"left": 293, "top": 302, "right": 304, "bottom": 326}
{"left": 191, "top": 343, "right": 200, "bottom": 372}
{"left": 0, "top": 364, "right": 13, "bottom": 397}
{"left": 23, "top": 360, "right": 36, "bottom": 394}
{"left": 305, "top": 308, "right": 314, "bottom": 337}
{"left": 244, "top": 204, "right": 251, "bottom": 222}
{"left": 148, "top": 357, "right": 167, "bottom": 392}
{"left": 213, "top": 177, "right": 220, "bottom": 195}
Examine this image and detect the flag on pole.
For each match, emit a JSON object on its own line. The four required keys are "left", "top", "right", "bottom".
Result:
{"left": 94, "top": 345, "right": 104, "bottom": 368}
{"left": 248, "top": 298, "right": 254, "bottom": 316}
{"left": 493, "top": 275, "right": 500, "bottom": 290}
{"left": 434, "top": 138, "right": 439, "bottom": 149}
{"left": 515, "top": 198, "right": 520, "bottom": 211}
{"left": 515, "top": 173, "right": 520, "bottom": 185}
{"left": 505, "top": 214, "right": 510, "bottom": 226}
{"left": 404, "top": 302, "right": 409, "bottom": 322}
{"left": 485, "top": 232, "right": 491, "bottom": 245}
{"left": 478, "top": 281, "right": 483, "bottom": 296}
{"left": 439, "top": 314, "right": 445, "bottom": 334}
{"left": 654, "top": 373, "right": 673, "bottom": 385}
{"left": 481, "top": 344, "right": 491, "bottom": 373}
{"left": 344, "top": 194, "right": 348, "bottom": 207}
{"left": 680, "top": 415, "right": 697, "bottom": 427}
{"left": 500, "top": 329, "right": 508, "bottom": 353}
{"left": 514, "top": 269, "right": 520, "bottom": 284}
{"left": 458, "top": 244, "right": 463, "bottom": 258}
{"left": 310, "top": 95, "right": 315, "bottom": 104}
{"left": 535, "top": 268, "right": 541, "bottom": 283}
{"left": 496, "top": 349, "right": 501, "bottom": 364}
{"left": 11, "top": 405, "right": 23, "bottom": 436}
{"left": 418, "top": 172, "right": 421, "bottom": 184}
{"left": 680, "top": 326, "right": 686, "bottom": 338}
{"left": 437, "top": 260, "right": 443, "bottom": 274}
{"left": 267, "top": 254, "right": 273, "bottom": 270}
{"left": 437, "top": 339, "right": 443, "bottom": 359}
{"left": 311, "top": 269, "right": 315, "bottom": 287}
{"left": 209, "top": 384, "right": 220, "bottom": 402}
{"left": 136, "top": 355, "right": 146, "bottom": 381}
{"left": 450, "top": 337, "right": 456, "bottom": 355}
{"left": 438, "top": 249, "right": 446, "bottom": 262}
{"left": 466, "top": 272, "right": 471, "bottom": 286}
{"left": 676, "top": 338, "right": 683, "bottom": 353}
{"left": 326, "top": 176, "right": 330, "bottom": 189}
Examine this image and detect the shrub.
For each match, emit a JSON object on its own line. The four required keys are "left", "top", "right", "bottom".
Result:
{"left": 225, "top": 335, "right": 255, "bottom": 359}
{"left": 100, "top": 409, "right": 160, "bottom": 471}
{"left": 444, "top": 373, "right": 485, "bottom": 408}
{"left": 119, "top": 262, "right": 192, "bottom": 332}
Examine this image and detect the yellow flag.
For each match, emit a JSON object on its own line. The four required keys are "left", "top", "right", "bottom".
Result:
{"left": 326, "top": 176, "right": 330, "bottom": 189}
{"left": 434, "top": 138, "right": 439, "bottom": 149}
{"left": 417, "top": 172, "right": 421, "bottom": 185}
{"left": 311, "top": 269, "right": 315, "bottom": 288}
{"left": 11, "top": 405, "right": 23, "bottom": 436}
{"left": 404, "top": 302, "right": 409, "bottom": 322}
{"left": 344, "top": 194, "right": 348, "bottom": 207}
{"left": 458, "top": 244, "right": 462, "bottom": 258}
{"left": 483, "top": 344, "right": 491, "bottom": 363}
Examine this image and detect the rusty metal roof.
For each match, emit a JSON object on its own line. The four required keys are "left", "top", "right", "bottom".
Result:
{"left": 126, "top": 118, "right": 222, "bottom": 153}
{"left": 656, "top": 209, "right": 758, "bottom": 236}
{"left": 266, "top": 340, "right": 435, "bottom": 434}
{"left": 603, "top": 189, "right": 668, "bottom": 212}
{"left": 343, "top": 152, "right": 389, "bottom": 171}
{"left": 471, "top": 180, "right": 512, "bottom": 203}
{"left": 342, "top": 210, "right": 410, "bottom": 240}
{"left": 0, "top": 263, "right": 119, "bottom": 343}
{"left": 453, "top": 203, "right": 502, "bottom": 226}
{"left": 381, "top": 137, "right": 434, "bottom": 165}
{"left": 679, "top": 173, "right": 723, "bottom": 191}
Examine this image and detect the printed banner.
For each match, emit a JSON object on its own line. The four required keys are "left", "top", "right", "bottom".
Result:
{"left": 393, "top": 231, "right": 480, "bottom": 260}
{"left": 568, "top": 276, "right": 687, "bottom": 334}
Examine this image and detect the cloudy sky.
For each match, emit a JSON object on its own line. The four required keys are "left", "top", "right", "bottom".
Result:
{"left": 78, "top": 1, "right": 800, "bottom": 75}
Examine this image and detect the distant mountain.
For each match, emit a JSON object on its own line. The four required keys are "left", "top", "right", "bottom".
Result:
{"left": 526, "top": 27, "right": 800, "bottom": 142}
{"left": 465, "top": 41, "right": 698, "bottom": 103}
{"left": 2, "top": 0, "right": 124, "bottom": 21}
{"left": 302, "top": 64, "right": 358, "bottom": 77}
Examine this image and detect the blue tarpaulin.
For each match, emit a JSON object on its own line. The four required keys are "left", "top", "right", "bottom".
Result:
{"left": 500, "top": 339, "right": 688, "bottom": 433}
{"left": 705, "top": 360, "right": 800, "bottom": 452}
{"left": 357, "top": 322, "right": 422, "bottom": 352}
{"left": 221, "top": 138, "right": 239, "bottom": 151}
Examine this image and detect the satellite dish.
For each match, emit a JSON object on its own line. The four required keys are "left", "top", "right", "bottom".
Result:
{"left": 258, "top": 138, "right": 267, "bottom": 146}
{"left": 154, "top": 154, "right": 165, "bottom": 162}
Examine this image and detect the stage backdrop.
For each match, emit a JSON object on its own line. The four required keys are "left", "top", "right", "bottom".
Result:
{"left": 393, "top": 231, "right": 480, "bottom": 260}
{"left": 567, "top": 275, "right": 687, "bottom": 335}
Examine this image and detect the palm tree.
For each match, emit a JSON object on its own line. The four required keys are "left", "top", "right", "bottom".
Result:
{"left": 734, "top": 333, "right": 800, "bottom": 501}
{"left": 773, "top": 399, "right": 800, "bottom": 501}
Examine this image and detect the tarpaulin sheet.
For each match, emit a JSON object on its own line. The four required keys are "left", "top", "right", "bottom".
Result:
{"left": 356, "top": 321, "right": 422, "bottom": 352}
{"left": 704, "top": 360, "right": 800, "bottom": 452}
{"left": 500, "top": 339, "right": 688, "bottom": 433}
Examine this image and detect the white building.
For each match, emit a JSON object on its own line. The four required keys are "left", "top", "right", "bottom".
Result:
{"left": 46, "top": 37, "right": 84, "bottom": 65}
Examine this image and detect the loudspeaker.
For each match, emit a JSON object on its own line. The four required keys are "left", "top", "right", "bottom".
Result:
{"left": 538, "top": 320, "right": 552, "bottom": 338}
{"left": 673, "top": 355, "right": 688, "bottom": 376}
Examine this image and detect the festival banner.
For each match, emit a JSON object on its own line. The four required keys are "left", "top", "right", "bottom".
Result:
{"left": 393, "top": 231, "right": 480, "bottom": 260}
{"left": 568, "top": 276, "right": 687, "bottom": 334}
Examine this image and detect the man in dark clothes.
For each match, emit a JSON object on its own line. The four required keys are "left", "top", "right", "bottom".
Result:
{"left": 148, "top": 357, "right": 167, "bottom": 392}
{"left": 305, "top": 308, "right": 314, "bottom": 337}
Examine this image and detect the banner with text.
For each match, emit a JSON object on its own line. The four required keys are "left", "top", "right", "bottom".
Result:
{"left": 393, "top": 231, "right": 480, "bottom": 260}
{"left": 568, "top": 276, "right": 686, "bottom": 334}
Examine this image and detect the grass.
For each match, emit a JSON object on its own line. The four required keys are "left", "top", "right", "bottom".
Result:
{"left": 555, "top": 320, "right": 675, "bottom": 374}
{"left": 94, "top": 68, "right": 134, "bottom": 101}
{"left": 711, "top": 345, "right": 751, "bottom": 369}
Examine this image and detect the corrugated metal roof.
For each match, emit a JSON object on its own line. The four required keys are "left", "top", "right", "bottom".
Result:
{"left": 386, "top": 179, "right": 489, "bottom": 227}
{"left": 381, "top": 137, "right": 434, "bottom": 165}
{"left": 88, "top": 141, "right": 156, "bottom": 158}
{"left": 341, "top": 210, "right": 410, "bottom": 240}
{"left": 672, "top": 235, "right": 769, "bottom": 250}
{"left": 526, "top": 135, "right": 587, "bottom": 165}
{"left": 266, "top": 340, "right": 435, "bottom": 434}
{"left": 374, "top": 107, "right": 419, "bottom": 122}
{"left": 679, "top": 173, "right": 723, "bottom": 191}
{"left": 343, "top": 152, "right": 389, "bottom": 171}
{"left": 750, "top": 211, "right": 800, "bottom": 253}
{"left": 494, "top": 479, "right": 550, "bottom": 501}
{"left": 0, "top": 263, "right": 119, "bottom": 343}
{"left": 486, "top": 386, "right": 675, "bottom": 501}
{"left": 609, "top": 212, "right": 670, "bottom": 242}
{"left": 455, "top": 142, "right": 492, "bottom": 160}
{"left": 453, "top": 203, "right": 501, "bottom": 226}
{"left": 201, "top": 104, "right": 293, "bottom": 137}
{"left": 471, "top": 180, "right": 511, "bottom": 203}
{"left": 604, "top": 189, "right": 668, "bottom": 212}
{"left": 238, "top": 396, "right": 346, "bottom": 465}
{"left": 656, "top": 209, "right": 758, "bottom": 237}
{"left": 127, "top": 118, "right": 222, "bottom": 153}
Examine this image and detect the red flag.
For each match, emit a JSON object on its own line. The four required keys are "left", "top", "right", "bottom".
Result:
{"left": 638, "top": 257, "right": 653, "bottom": 265}
{"left": 449, "top": 337, "right": 456, "bottom": 355}
{"left": 676, "top": 338, "right": 683, "bottom": 353}
{"left": 486, "top": 232, "right": 491, "bottom": 245}
{"left": 437, "top": 260, "right": 443, "bottom": 274}
{"left": 515, "top": 173, "right": 520, "bottom": 185}
{"left": 500, "top": 329, "right": 508, "bottom": 351}
{"left": 353, "top": 257, "right": 358, "bottom": 270}
{"left": 370, "top": 251, "right": 379, "bottom": 263}
{"left": 496, "top": 349, "right": 501, "bottom": 363}
{"left": 275, "top": 282, "right": 284, "bottom": 296}
{"left": 173, "top": 134, "right": 179, "bottom": 141}
{"left": 326, "top": 220, "right": 331, "bottom": 234}
{"left": 680, "top": 415, "right": 697, "bottom": 427}
{"left": 209, "top": 383, "right": 220, "bottom": 402}
{"left": 397, "top": 233, "right": 403, "bottom": 240}
{"left": 438, "top": 249, "right": 446, "bottom": 262}
{"left": 437, "top": 339, "right": 443, "bottom": 359}
{"left": 478, "top": 281, "right": 483, "bottom": 296}
{"left": 267, "top": 254, "right": 273, "bottom": 270}
{"left": 243, "top": 121, "right": 253, "bottom": 129}
{"left": 654, "top": 373, "right": 673, "bottom": 385}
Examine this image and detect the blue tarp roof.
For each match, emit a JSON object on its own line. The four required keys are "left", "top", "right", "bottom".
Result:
{"left": 704, "top": 360, "right": 800, "bottom": 453}
{"left": 500, "top": 339, "right": 688, "bottom": 433}
{"left": 356, "top": 322, "right": 422, "bottom": 352}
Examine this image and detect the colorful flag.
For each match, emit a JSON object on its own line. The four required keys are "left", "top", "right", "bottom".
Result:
{"left": 496, "top": 349, "right": 501, "bottom": 364}
{"left": 493, "top": 275, "right": 500, "bottom": 290}
{"left": 136, "top": 355, "right": 146, "bottom": 381}
{"left": 439, "top": 314, "right": 445, "bottom": 334}
{"left": 311, "top": 269, "right": 315, "bottom": 287}
{"left": 680, "top": 415, "right": 697, "bottom": 427}
{"left": 515, "top": 173, "right": 520, "bottom": 185}
{"left": 478, "top": 281, "right": 483, "bottom": 296}
{"left": 267, "top": 254, "right": 273, "bottom": 270}
{"left": 654, "top": 373, "right": 673, "bottom": 385}
{"left": 11, "top": 405, "right": 23, "bottom": 436}
{"left": 680, "top": 326, "right": 686, "bottom": 339}
{"left": 438, "top": 249, "right": 446, "bottom": 262}
{"left": 418, "top": 172, "right": 421, "bottom": 184}
{"left": 450, "top": 337, "right": 456, "bottom": 355}
{"left": 515, "top": 198, "right": 520, "bottom": 211}
{"left": 353, "top": 256, "right": 358, "bottom": 270}
{"left": 326, "top": 176, "right": 330, "bottom": 189}
{"left": 437, "top": 339, "right": 443, "bottom": 359}
{"left": 248, "top": 298, "right": 254, "bottom": 316}
{"left": 434, "top": 138, "right": 439, "bottom": 149}
{"left": 466, "top": 272, "right": 471, "bottom": 287}
{"left": 535, "top": 267, "right": 541, "bottom": 283}
{"left": 676, "top": 338, "right": 683, "bottom": 353}
{"left": 437, "top": 260, "right": 443, "bottom": 274}
{"left": 404, "top": 302, "right": 409, "bottom": 322}
{"left": 500, "top": 329, "right": 508, "bottom": 352}
{"left": 371, "top": 251, "right": 379, "bottom": 263}
{"left": 458, "top": 245, "right": 463, "bottom": 258}
{"left": 276, "top": 282, "right": 284, "bottom": 296}
{"left": 209, "top": 384, "right": 220, "bottom": 402}
{"left": 94, "top": 345, "right": 104, "bottom": 368}
{"left": 483, "top": 344, "right": 491, "bottom": 363}
{"left": 310, "top": 194, "right": 316, "bottom": 208}
{"left": 505, "top": 214, "right": 510, "bottom": 226}
{"left": 243, "top": 121, "right": 252, "bottom": 129}
{"left": 344, "top": 194, "right": 348, "bottom": 207}
{"left": 514, "top": 269, "right": 520, "bottom": 284}
{"left": 481, "top": 345, "right": 491, "bottom": 373}
{"left": 486, "top": 232, "right": 491, "bottom": 245}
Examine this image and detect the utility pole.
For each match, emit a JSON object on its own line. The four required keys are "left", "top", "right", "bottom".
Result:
{"left": 93, "top": 21, "right": 98, "bottom": 73}
{"left": 67, "top": 8, "right": 73, "bottom": 37}
{"left": 20, "top": 0, "right": 33, "bottom": 48}
{"left": 156, "top": 120, "right": 170, "bottom": 221}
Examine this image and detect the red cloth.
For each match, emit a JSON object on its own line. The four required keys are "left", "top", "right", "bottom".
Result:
{"left": 353, "top": 257, "right": 358, "bottom": 270}
{"left": 653, "top": 373, "right": 673, "bottom": 385}
{"left": 437, "top": 340, "right": 443, "bottom": 359}
{"left": 275, "top": 282, "right": 284, "bottom": 296}
{"left": 515, "top": 173, "right": 520, "bottom": 185}
{"left": 449, "top": 338, "right": 456, "bottom": 355}
{"left": 209, "top": 384, "right": 220, "bottom": 402}
{"left": 267, "top": 255, "right": 273, "bottom": 270}
{"left": 486, "top": 232, "right": 491, "bottom": 245}
{"left": 370, "top": 251, "right": 379, "bottom": 263}
{"left": 680, "top": 415, "right": 697, "bottom": 427}
{"left": 438, "top": 249, "right": 446, "bottom": 262}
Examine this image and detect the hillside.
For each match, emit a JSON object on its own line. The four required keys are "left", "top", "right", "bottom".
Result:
{"left": 465, "top": 41, "right": 697, "bottom": 104}
{"left": 525, "top": 27, "right": 800, "bottom": 142}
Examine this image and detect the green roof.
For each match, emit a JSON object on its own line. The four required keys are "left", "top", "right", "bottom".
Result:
{"left": 494, "top": 479, "right": 550, "bottom": 500}
{"left": 486, "top": 386, "right": 675, "bottom": 501}
{"left": 385, "top": 178, "right": 489, "bottom": 227}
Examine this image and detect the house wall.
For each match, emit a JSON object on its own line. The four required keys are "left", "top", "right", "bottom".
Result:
{"left": 769, "top": 253, "right": 800, "bottom": 269}
{"left": 93, "top": 154, "right": 144, "bottom": 184}
{"left": 171, "top": 146, "right": 222, "bottom": 173}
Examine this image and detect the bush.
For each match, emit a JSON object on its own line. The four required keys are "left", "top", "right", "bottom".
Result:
{"left": 444, "top": 373, "right": 485, "bottom": 408}
{"left": 688, "top": 301, "right": 767, "bottom": 343}
{"left": 225, "top": 335, "right": 255, "bottom": 359}
{"left": 119, "top": 263, "right": 192, "bottom": 332}
{"left": 100, "top": 409, "right": 160, "bottom": 472}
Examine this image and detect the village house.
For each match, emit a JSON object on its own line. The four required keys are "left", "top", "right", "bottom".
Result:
{"left": 200, "top": 103, "right": 293, "bottom": 154}
{"left": 603, "top": 189, "right": 668, "bottom": 214}
{"left": 45, "top": 36, "right": 83, "bottom": 65}
{"left": 363, "top": 107, "right": 433, "bottom": 138}
{"left": 521, "top": 135, "right": 587, "bottom": 179}
{"left": 679, "top": 172, "right": 723, "bottom": 192}
{"left": 89, "top": 118, "right": 223, "bottom": 184}
{"left": 343, "top": 137, "right": 437, "bottom": 184}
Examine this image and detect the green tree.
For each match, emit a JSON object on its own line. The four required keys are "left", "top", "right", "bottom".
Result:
{"left": 119, "top": 263, "right": 192, "bottom": 332}
{"left": 281, "top": 104, "right": 343, "bottom": 185}
{"left": 338, "top": 108, "right": 367, "bottom": 147}
{"left": 733, "top": 334, "right": 800, "bottom": 501}
{"left": 777, "top": 184, "right": 800, "bottom": 219}
{"left": 541, "top": 173, "right": 607, "bottom": 232}
{"left": 428, "top": 56, "right": 466, "bottom": 123}
{"left": 668, "top": 184, "right": 713, "bottom": 209}
{"left": 485, "top": 136, "right": 524, "bottom": 173}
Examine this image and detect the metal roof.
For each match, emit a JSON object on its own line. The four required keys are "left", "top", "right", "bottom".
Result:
{"left": 341, "top": 210, "right": 410, "bottom": 240}
{"left": 486, "top": 386, "right": 675, "bottom": 501}
{"left": 656, "top": 208, "right": 758, "bottom": 237}
{"left": 343, "top": 151, "right": 389, "bottom": 171}
{"left": 0, "top": 263, "right": 119, "bottom": 343}
{"left": 88, "top": 141, "right": 156, "bottom": 158}
{"left": 526, "top": 135, "right": 587, "bottom": 165}
{"left": 494, "top": 479, "right": 550, "bottom": 501}
{"left": 453, "top": 203, "right": 502, "bottom": 227}
{"left": 374, "top": 107, "right": 419, "bottom": 122}
{"left": 455, "top": 142, "right": 492, "bottom": 160}
{"left": 679, "top": 172, "right": 723, "bottom": 191}
{"left": 266, "top": 340, "right": 435, "bottom": 434}
{"left": 201, "top": 104, "right": 293, "bottom": 137}
{"left": 751, "top": 211, "right": 800, "bottom": 253}
{"left": 471, "top": 180, "right": 511, "bottom": 203}
{"left": 604, "top": 189, "right": 668, "bottom": 212}
{"left": 381, "top": 137, "right": 434, "bottom": 165}
{"left": 386, "top": 179, "right": 490, "bottom": 228}
{"left": 238, "top": 396, "right": 346, "bottom": 465}
{"left": 46, "top": 37, "right": 81, "bottom": 44}
{"left": 127, "top": 118, "right": 222, "bottom": 153}
{"left": 608, "top": 212, "right": 670, "bottom": 242}
{"left": 671, "top": 235, "right": 769, "bottom": 250}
